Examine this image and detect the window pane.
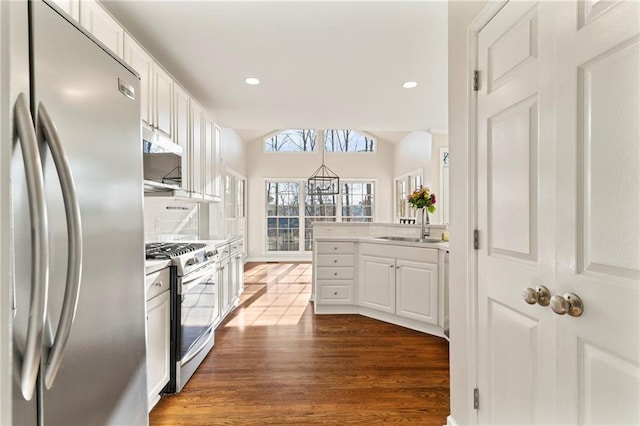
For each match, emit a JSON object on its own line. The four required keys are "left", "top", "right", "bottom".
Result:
{"left": 342, "top": 181, "right": 374, "bottom": 223}
{"left": 265, "top": 129, "right": 317, "bottom": 152}
{"left": 323, "top": 129, "right": 375, "bottom": 152}
{"left": 266, "top": 181, "right": 301, "bottom": 251}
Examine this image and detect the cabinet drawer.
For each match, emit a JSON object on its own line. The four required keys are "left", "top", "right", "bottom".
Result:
{"left": 318, "top": 283, "right": 353, "bottom": 304}
{"left": 218, "top": 243, "right": 230, "bottom": 258}
{"left": 316, "top": 267, "right": 354, "bottom": 280}
{"left": 230, "top": 241, "right": 243, "bottom": 254}
{"left": 316, "top": 254, "right": 354, "bottom": 267}
{"left": 146, "top": 267, "right": 170, "bottom": 300}
{"left": 316, "top": 241, "right": 354, "bottom": 254}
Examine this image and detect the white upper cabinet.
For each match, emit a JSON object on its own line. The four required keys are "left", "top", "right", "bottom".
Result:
{"left": 153, "top": 66, "right": 173, "bottom": 139}
{"left": 49, "top": 0, "right": 80, "bottom": 21}
{"left": 203, "top": 116, "right": 214, "bottom": 199}
{"left": 123, "top": 34, "right": 153, "bottom": 126}
{"left": 203, "top": 117, "right": 221, "bottom": 201}
{"left": 190, "top": 101, "right": 203, "bottom": 197}
{"left": 174, "top": 84, "right": 190, "bottom": 191}
{"left": 81, "top": 0, "right": 124, "bottom": 58}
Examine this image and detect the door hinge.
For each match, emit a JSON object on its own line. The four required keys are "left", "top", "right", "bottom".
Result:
{"left": 473, "top": 70, "right": 480, "bottom": 91}
{"left": 473, "top": 229, "right": 479, "bottom": 250}
{"left": 473, "top": 388, "right": 480, "bottom": 410}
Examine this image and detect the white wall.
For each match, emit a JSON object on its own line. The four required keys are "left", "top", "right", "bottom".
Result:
{"left": 220, "top": 127, "right": 246, "bottom": 176}
{"left": 430, "top": 133, "right": 449, "bottom": 225}
{"left": 245, "top": 136, "right": 394, "bottom": 260}
{"left": 393, "top": 131, "right": 449, "bottom": 225}
{"left": 393, "top": 130, "right": 432, "bottom": 180}
{"left": 448, "top": 1, "right": 488, "bottom": 425}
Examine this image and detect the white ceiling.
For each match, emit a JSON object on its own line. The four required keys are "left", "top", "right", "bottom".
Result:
{"left": 102, "top": 1, "right": 448, "bottom": 142}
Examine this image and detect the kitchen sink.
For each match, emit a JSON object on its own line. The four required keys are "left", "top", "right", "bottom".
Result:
{"left": 377, "top": 236, "right": 443, "bottom": 243}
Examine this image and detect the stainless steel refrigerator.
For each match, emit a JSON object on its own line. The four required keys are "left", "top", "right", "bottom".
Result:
{"left": 7, "top": 0, "right": 148, "bottom": 424}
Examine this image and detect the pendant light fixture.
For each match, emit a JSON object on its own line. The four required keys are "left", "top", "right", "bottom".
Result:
{"left": 307, "top": 145, "right": 339, "bottom": 195}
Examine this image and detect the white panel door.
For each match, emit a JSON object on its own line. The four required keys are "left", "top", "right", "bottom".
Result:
{"left": 554, "top": 1, "right": 640, "bottom": 424}
{"left": 476, "top": 2, "right": 557, "bottom": 424}
{"left": 359, "top": 255, "right": 395, "bottom": 314}
{"left": 477, "top": 1, "right": 640, "bottom": 424}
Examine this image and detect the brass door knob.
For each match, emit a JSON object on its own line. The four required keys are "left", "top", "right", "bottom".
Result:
{"left": 522, "top": 285, "right": 551, "bottom": 306}
{"left": 550, "top": 293, "right": 584, "bottom": 317}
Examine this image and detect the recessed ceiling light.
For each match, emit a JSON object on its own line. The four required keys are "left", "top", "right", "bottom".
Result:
{"left": 245, "top": 77, "right": 260, "bottom": 86}
{"left": 402, "top": 81, "right": 418, "bottom": 89}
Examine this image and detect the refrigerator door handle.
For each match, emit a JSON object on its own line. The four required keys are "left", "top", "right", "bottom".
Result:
{"left": 13, "top": 93, "right": 50, "bottom": 400}
{"left": 36, "top": 102, "right": 83, "bottom": 390}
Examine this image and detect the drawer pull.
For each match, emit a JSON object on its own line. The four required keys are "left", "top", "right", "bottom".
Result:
{"left": 155, "top": 281, "right": 163, "bottom": 287}
{"left": 334, "top": 247, "right": 338, "bottom": 250}
{"left": 334, "top": 272, "right": 338, "bottom": 276}
{"left": 334, "top": 259, "right": 338, "bottom": 263}
{"left": 334, "top": 292, "right": 338, "bottom": 296}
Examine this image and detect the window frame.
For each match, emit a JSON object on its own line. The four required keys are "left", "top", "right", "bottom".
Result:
{"left": 263, "top": 129, "right": 318, "bottom": 153}
{"left": 264, "top": 178, "right": 376, "bottom": 254}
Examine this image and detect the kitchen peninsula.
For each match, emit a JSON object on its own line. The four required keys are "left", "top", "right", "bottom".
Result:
{"left": 312, "top": 222, "right": 449, "bottom": 339}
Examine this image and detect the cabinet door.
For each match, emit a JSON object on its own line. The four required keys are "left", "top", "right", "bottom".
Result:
{"left": 213, "top": 125, "right": 222, "bottom": 198}
{"left": 81, "top": 0, "right": 123, "bottom": 58}
{"left": 396, "top": 260, "right": 438, "bottom": 324}
{"left": 49, "top": 0, "right": 80, "bottom": 21}
{"left": 229, "top": 253, "right": 240, "bottom": 303}
{"left": 203, "top": 116, "right": 214, "bottom": 198}
{"left": 218, "top": 257, "right": 231, "bottom": 319}
{"left": 153, "top": 65, "right": 173, "bottom": 138}
{"left": 146, "top": 291, "right": 170, "bottom": 411}
{"left": 358, "top": 255, "right": 395, "bottom": 313}
{"left": 123, "top": 34, "right": 152, "bottom": 125}
{"left": 173, "top": 85, "right": 190, "bottom": 191}
{"left": 190, "top": 101, "right": 203, "bottom": 197}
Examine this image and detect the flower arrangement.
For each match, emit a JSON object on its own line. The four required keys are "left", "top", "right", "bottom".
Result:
{"left": 407, "top": 186, "right": 436, "bottom": 213}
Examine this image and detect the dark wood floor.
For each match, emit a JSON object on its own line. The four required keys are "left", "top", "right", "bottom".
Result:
{"left": 150, "top": 263, "right": 450, "bottom": 425}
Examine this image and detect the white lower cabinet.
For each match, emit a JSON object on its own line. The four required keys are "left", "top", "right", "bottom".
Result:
{"left": 214, "top": 239, "right": 244, "bottom": 328}
{"left": 145, "top": 267, "right": 171, "bottom": 411}
{"left": 358, "top": 243, "right": 439, "bottom": 325}
{"left": 359, "top": 255, "right": 395, "bottom": 313}
{"left": 395, "top": 259, "right": 438, "bottom": 324}
{"left": 314, "top": 241, "right": 355, "bottom": 305}
{"left": 314, "top": 239, "right": 444, "bottom": 336}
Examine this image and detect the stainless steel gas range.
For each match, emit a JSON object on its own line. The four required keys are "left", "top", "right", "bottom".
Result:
{"left": 145, "top": 241, "right": 220, "bottom": 393}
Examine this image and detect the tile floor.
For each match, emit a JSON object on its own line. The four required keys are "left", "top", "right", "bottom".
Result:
{"left": 224, "top": 262, "right": 312, "bottom": 328}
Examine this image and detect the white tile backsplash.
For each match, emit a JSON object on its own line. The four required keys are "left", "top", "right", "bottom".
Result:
{"left": 144, "top": 198, "right": 200, "bottom": 242}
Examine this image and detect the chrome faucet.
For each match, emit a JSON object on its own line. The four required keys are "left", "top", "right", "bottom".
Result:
{"left": 422, "top": 221, "right": 430, "bottom": 239}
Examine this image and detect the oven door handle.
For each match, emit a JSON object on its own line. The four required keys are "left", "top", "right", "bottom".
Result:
{"left": 37, "top": 101, "right": 83, "bottom": 390}
{"left": 181, "top": 327, "right": 213, "bottom": 366}
{"left": 181, "top": 264, "right": 217, "bottom": 293}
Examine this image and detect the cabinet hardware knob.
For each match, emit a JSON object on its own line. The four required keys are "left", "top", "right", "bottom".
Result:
{"left": 522, "top": 285, "right": 551, "bottom": 306}
{"left": 334, "top": 292, "right": 338, "bottom": 296}
{"left": 334, "top": 272, "right": 337, "bottom": 276}
{"left": 155, "top": 282, "right": 162, "bottom": 287}
{"left": 334, "top": 259, "right": 338, "bottom": 263}
{"left": 550, "top": 293, "right": 584, "bottom": 317}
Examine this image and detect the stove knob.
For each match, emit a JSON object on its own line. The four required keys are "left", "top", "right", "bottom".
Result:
{"left": 206, "top": 250, "right": 216, "bottom": 258}
{"left": 186, "top": 258, "right": 197, "bottom": 266}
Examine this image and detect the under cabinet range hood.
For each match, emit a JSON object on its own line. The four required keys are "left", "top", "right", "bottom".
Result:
{"left": 142, "top": 125, "right": 190, "bottom": 197}
{"left": 143, "top": 127, "right": 182, "bottom": 186}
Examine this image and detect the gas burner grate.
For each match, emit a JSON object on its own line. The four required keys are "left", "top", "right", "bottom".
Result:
{"left": 145, "top": 242, "right": 206, "bottom": 260}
